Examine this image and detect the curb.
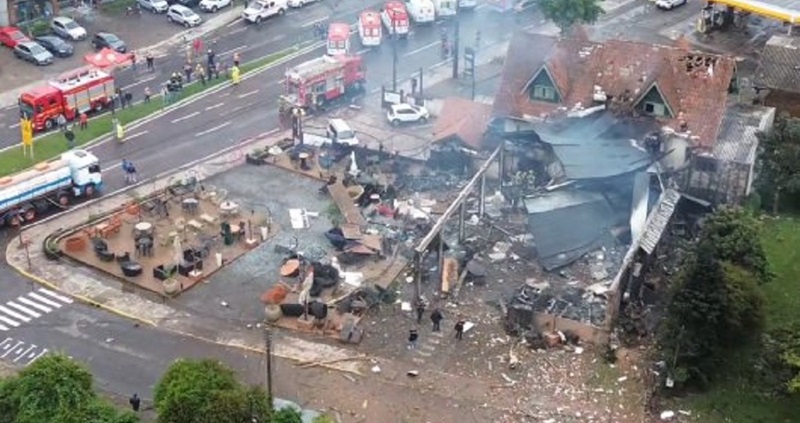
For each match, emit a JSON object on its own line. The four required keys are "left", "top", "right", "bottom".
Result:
{"left": 6, "top": 258, "right": 159, "bottom": 327}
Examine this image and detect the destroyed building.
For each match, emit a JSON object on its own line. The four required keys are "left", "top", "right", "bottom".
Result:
{"left": 466, "top": 32, "right": 774, "bottom": 343}
{"left": 755, "top": 34, "right": 800, "bottom": 117}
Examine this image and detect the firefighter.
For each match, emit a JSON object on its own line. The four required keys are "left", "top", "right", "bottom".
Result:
{"left": 230, "top": 65, "right": 241, "bottom": 88}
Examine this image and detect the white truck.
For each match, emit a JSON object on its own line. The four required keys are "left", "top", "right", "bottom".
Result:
{"left": 242, "top": 0, "right": 287, "bottom": 23}
{"left": 0, "top": 149, "right": 103, "bottom": 226}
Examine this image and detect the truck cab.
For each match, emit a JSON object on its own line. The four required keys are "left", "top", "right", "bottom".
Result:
{"left": 19, "top": 85, "right": 71, "bottom": 132}
{"left": 406, "top": 0, "right": 435, "bottom": 23}
{"left": 242, "top": 0, "right": 287, "bottom": 23}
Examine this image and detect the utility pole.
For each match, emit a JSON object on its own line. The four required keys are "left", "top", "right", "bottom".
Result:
{"left": 452, "top": 19, "right": 460, "bottom": 79}
{"left": 392, "top": 20, "right": 398, "bottom": 92}
{"left": 464, "top": 47, "right": 476, "bottom": 100}
{"left": 264, "top": 328, "right": 273, "bottom": 410}
{"left": 418, "top": 67, "right": 424, "bottom": 98}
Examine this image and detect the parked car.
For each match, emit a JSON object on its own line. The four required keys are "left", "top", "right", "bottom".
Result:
{"left": 13, "top": 41, "right": 54, "bottom": 65}
{"left": 168, "top": 0, "right": 200, "bottom": 7}
{"left": 138, "top": 0, "right": 170, "bottom": 13}
{"left": 199, "top": 0, "right": 231, "bottom": 12}
{"left": 242, "top": 0, "right": 288, "bottom": 23}
{"left": 92, "top": 32, "right": 127, "bottom": 53}
{"left": 34, "top": 35, "right": 74, "bottom": 57}
{"left": 287, "top": 0, "right": 318, "bottom": 8}
{"left": 326, "top": 119, "right": 360, "bottom": 146}
{"left": 167, "top": 4, "right": 202, "bottom": 26}
{"left": 50, "top": 16, "right": 87, "bottom": 41}
{"left": 387, "top": 103, "right": 429, "bottom": 126}
{"left": 655, "top": 0, "right": 686, "bottom": 9}
{"left": 0, "top": 26, "right": 30, "bottom": 48}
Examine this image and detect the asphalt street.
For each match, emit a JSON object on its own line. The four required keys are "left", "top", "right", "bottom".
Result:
{"left": 0, "top": 1, "right": 526, "bottom": 148}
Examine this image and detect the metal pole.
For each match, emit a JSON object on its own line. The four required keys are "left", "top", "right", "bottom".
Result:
{"left": 413, "top": 251, "right": 422, "bottom": 303}
{"left": 498, "top": 142, "right": 506, "bottom": 183}
{"left": 438, "top": 234, "right": 444, "bottom": 284}
{"left": 479, "top": 174, "right": 486, "bottom": 217}
{"left": 458, "top": 202, "right": 466, "bottom": 242}
{"left": 392, "top": 21, "right": 398, "bottom": 92}
{"left": 452, "top": 20, "right": 460, "bottom": 79}
{"left": 419, "top": 67, "right": 424, "bottom": 98}
{"left": 264, "top": 329, "right": 273, "bottom": 410}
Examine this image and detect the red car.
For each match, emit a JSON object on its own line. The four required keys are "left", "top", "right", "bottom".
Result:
{"left": 0, "top": 27, "right": 30, "bottom": 48}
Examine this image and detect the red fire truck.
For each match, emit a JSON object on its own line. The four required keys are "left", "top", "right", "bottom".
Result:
{"left": 279, "top": 54, "right": 366, "bottom": 115}
{"left": 19, "top": 67, "right": 115, "bottom": 132}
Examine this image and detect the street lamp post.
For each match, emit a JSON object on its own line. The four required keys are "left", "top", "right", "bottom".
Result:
{"left": 264, "top": 328, "right": 273, "bottom": 410}
{"left": 392, "top": 20, "right": 398, "bottom": 92}
{"left": 452, "top": 19, "right": 460, "bottom": 79}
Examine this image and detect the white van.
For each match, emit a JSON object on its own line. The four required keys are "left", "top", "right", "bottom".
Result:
{"left": 458, "top": 0, "right": 476, "bottom": 8}
{"left": 433, "top": 0, "right": 457, "bottom": 16}
{"left": 406, "top": 0, "right": 435, "bottom": 23}
{"left": 326, "top": 119, "right": 360, "bottom": 146}
{"left": 242, "top": 0, "right": 287, "bottom": 23}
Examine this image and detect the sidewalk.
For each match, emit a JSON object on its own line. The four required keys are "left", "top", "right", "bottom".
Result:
{"left": 4, "top": 128, "right": 365, "bottom": 375}
{"left": 0, "top": 5, "right": 241, "bottom": 109}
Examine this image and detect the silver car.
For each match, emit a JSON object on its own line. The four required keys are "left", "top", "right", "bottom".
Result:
{"left": 138, "top": 0, "right": 169, "bottom": 13}
{"left": 167, "top": 5, "right": 202, "bottom": 27}
{"left": 50, "top": 16, "right": 87, "bottom": 41}
{"left": 14, "top": 41, "right": 54, "bottom": 65}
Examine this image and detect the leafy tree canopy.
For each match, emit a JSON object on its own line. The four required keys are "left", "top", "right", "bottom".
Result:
{"left": 756, "top": 115, "right": 800, "bottom": 213}
{"left": 539, "top": 0, "right": 604, "bottom": 32}
{"left": 0, "top": 354, "right": 137, "bottom": 423}
{"left": 154, "top": 359, "right": 271, "bottom": 423}
{"left": 272, "top": 407, "right": 303, "bottom": 423}
{"left": 698, "top": 206, "right": 772, "bottom": 284}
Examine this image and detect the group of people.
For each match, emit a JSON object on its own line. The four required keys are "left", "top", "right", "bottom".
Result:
{"left": 407, "top": 301, "right": 466, "bottom": 349}
{"left": 121, "top": 159, "right": 138, "bottom": 184}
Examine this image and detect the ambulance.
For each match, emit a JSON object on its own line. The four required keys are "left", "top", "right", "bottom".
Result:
{"left": 380, "top": 1, "right": 410, "bottom": 37}
{"left": 326, "top": 22, "right": 351, "bottom": 56}
{"left": 358, "top": 10, "right": 382, "bottom": 46}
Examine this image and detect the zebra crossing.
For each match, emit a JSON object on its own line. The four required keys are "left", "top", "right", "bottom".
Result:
{"left": 0, "top": 337, "right": 48, "bottom": 366}
{"left": 0, "top": 288, "right": 73, "bottom": 331}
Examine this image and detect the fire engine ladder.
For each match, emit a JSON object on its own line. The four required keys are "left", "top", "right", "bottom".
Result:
{"left": 296, "top": 56, "right": 340, "bottom": 80}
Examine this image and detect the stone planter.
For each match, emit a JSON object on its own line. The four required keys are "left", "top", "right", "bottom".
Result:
{"left": 163, "top": 278, "right": 180, "bottom": 295}
{"left": 264, "top": 304, "right": 282, "bottom": 322}
{"left": 44, "top": 240, "right": 62, "bottom": 261}
{"left": 245, "top": 154, "right": 267, "bottom": 166}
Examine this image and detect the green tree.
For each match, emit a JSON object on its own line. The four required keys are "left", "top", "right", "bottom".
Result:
{"left": 154, "top": 359, "right": 271, "bottom": 423}
{"left": 0, "top": 354, "right": 137, "bottom": 423}
{"left": 660, "top": 245, "right": 730, "bottom": 388}
{"left": 699, "top": 207, "right": 772, "bottom": 284}
{"left": 312, "top": 415, "right": 336, "bottom": 423}
{"left": 720, "top": 263, "right": 765, "bottom": 343}
{"left": 539, "top": 0, "right": 604, "bottom": 33}
{"left": 756, "top": 115, "right": 800, "bottom": 214}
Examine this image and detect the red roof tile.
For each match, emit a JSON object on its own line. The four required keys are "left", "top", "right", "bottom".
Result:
{"left": 494, "top": 32, "right": 737, "bottom": 149}
{"left": 433, "top": 97, "right": 494, "bottom": 150}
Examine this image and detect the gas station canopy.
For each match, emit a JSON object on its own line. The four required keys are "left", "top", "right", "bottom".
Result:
{"left": 709, "top": 0, "right": 800, "bottom": 24}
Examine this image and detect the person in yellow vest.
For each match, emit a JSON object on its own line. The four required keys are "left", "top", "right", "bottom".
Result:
{"left": 114, "top": 118, "right": 125, "bottom": 143}
{"left": 230, "top": 65, "right": 241, "bottom": 90}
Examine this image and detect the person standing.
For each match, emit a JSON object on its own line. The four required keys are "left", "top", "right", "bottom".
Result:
{"left": 407, "top": 328, "right": 419, "bottom": 350}
{"left": 230, "top": 64, "right": 240, "bottom": 89}
{"left": 145, "top": 51, "right": 154, "bottom": 71}
{"left": 206, "top": 49, "right": 216, "bottom": 76}
{"left": 130, "top": 50, "right": 137, "bottom": 70}
{"left": 193, "top": 38, "right": 203, "bottom": 57}
{"left": 183, "top": 61, "right": 193, "bottom": 83}
{"left": 430, "top": 308, "right": 443, "bottom": 332}
{"left": 415, "top": 301, "right": 425, "bottom": 324}
{"left": 64, "top": 125, "right": 75, "bottom": 149}
{"left": 143, "top": 86, "right": 151, "bottom": 103}
{"left": 454, "top": 317, "right": 465, "bottom": 341}
{"left": 129, "top": 393, "right": 140, "bottom": 412}
{"left": 78, "top": 112, "right": 88, "bottom": 130}
{"left": 233, "top": 51, "right": 240, "bottom": 67}
{"left": 56, "top": 113, "right": 67, "bottom": 131}
{"left": 195, "top": 63, "right": 206, "bottom": 85}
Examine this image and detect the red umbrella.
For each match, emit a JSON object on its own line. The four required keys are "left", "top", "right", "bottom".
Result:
{"left": 84, "top": 48, "right": 131, "bottom": 69}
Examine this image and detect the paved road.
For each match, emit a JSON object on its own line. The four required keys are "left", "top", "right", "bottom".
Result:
{"left": 0, "top": 1, "right": 526, "bottom": 148}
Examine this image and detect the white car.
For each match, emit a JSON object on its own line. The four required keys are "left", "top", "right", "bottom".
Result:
{"left": 387, "top": 103, "right": 429, "bottom": 126}
{"left": 287, "top": 0, "right": 317, "bottom": 7}
{"left": 655, "top": 0, "right": 687, "bottom": 9}
{"left": 138, "top": 0, "right": 169, "bottom": 13}
{"left": 167, "top": 4, "right": 203, "bottom": 27}
{"left": 200, "top": 0, "right": 232, "bottom": 12}
{"left": 242, "top": 0, "right": 288, "bottom": 23}
{"left": 50, "top": 17, "right": 87, "bottom": 41}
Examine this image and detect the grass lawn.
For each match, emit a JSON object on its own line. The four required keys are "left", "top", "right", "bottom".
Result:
{"left": 680, "top": 216, "right": 800, "bottom": 422}
{"left": 0, "top": 49, "right": 292, "bottom": 177}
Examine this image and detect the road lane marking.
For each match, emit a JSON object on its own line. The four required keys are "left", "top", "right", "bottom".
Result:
{"left": 0, "top": 314, "right": 19, "bottom": 327}
{"left": 27, "top": 293, "right": 62, "bottom": 308}
{"left": 402, "top": 41, "right": 438, "bottom": 57}
{"left": 38, "top": 288, "right": 73, "bottom": 304}
{"left": 205, "top": 102, "right": 225, "bottom": 111}
{"left": 127, "top": 130, "right": 149, "bottom": 140}
{"left": 0, "top": 338, "right": 11, "bottom": 349}
{"left": 17, "top": 297, "right": 52, "bottom": 313}
{"left": 0, "top": 305, "right": 31, "bottom": 322}
{"left": 225, "top": 17, "right": 242, "bottom": 27}
{"left": 9, "top": 122, "right": 19, "bottom": 129}
{"left": 0, "top": 324, "right": 7, "bottom": 331}
{"left": 237, "top": 89, "right": 259, "bottom": 99}
{"left": 1, "top": 341, "right": 22, "bottom": 358}
{"left": 220, "top": 45, "right": 248, "bottom": 56}
{"left": 122, "top": 76, "right": 156, "bottom": 91}
{"left": 7, "top": 301, "right": 41, "bottom": 318}
{"left": 171, "top": 111, "right": 200, "bottom": 123}
{"left": 27, "top": 348, "right": 47, "bottom": 366}
{"left": 14, "top": 345, "right": 35, "bottom": 362}
{"left": 195, "top": 121, "right": 231, "bottom": 137}
{"left": 356, "top": 48, "right": 371, "bottom": 55}
{"left": 228, "top": 26, "right": 246, "bottom": 35}
{"left": 301, "top": 16, "right": 329, "bottom": 27}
